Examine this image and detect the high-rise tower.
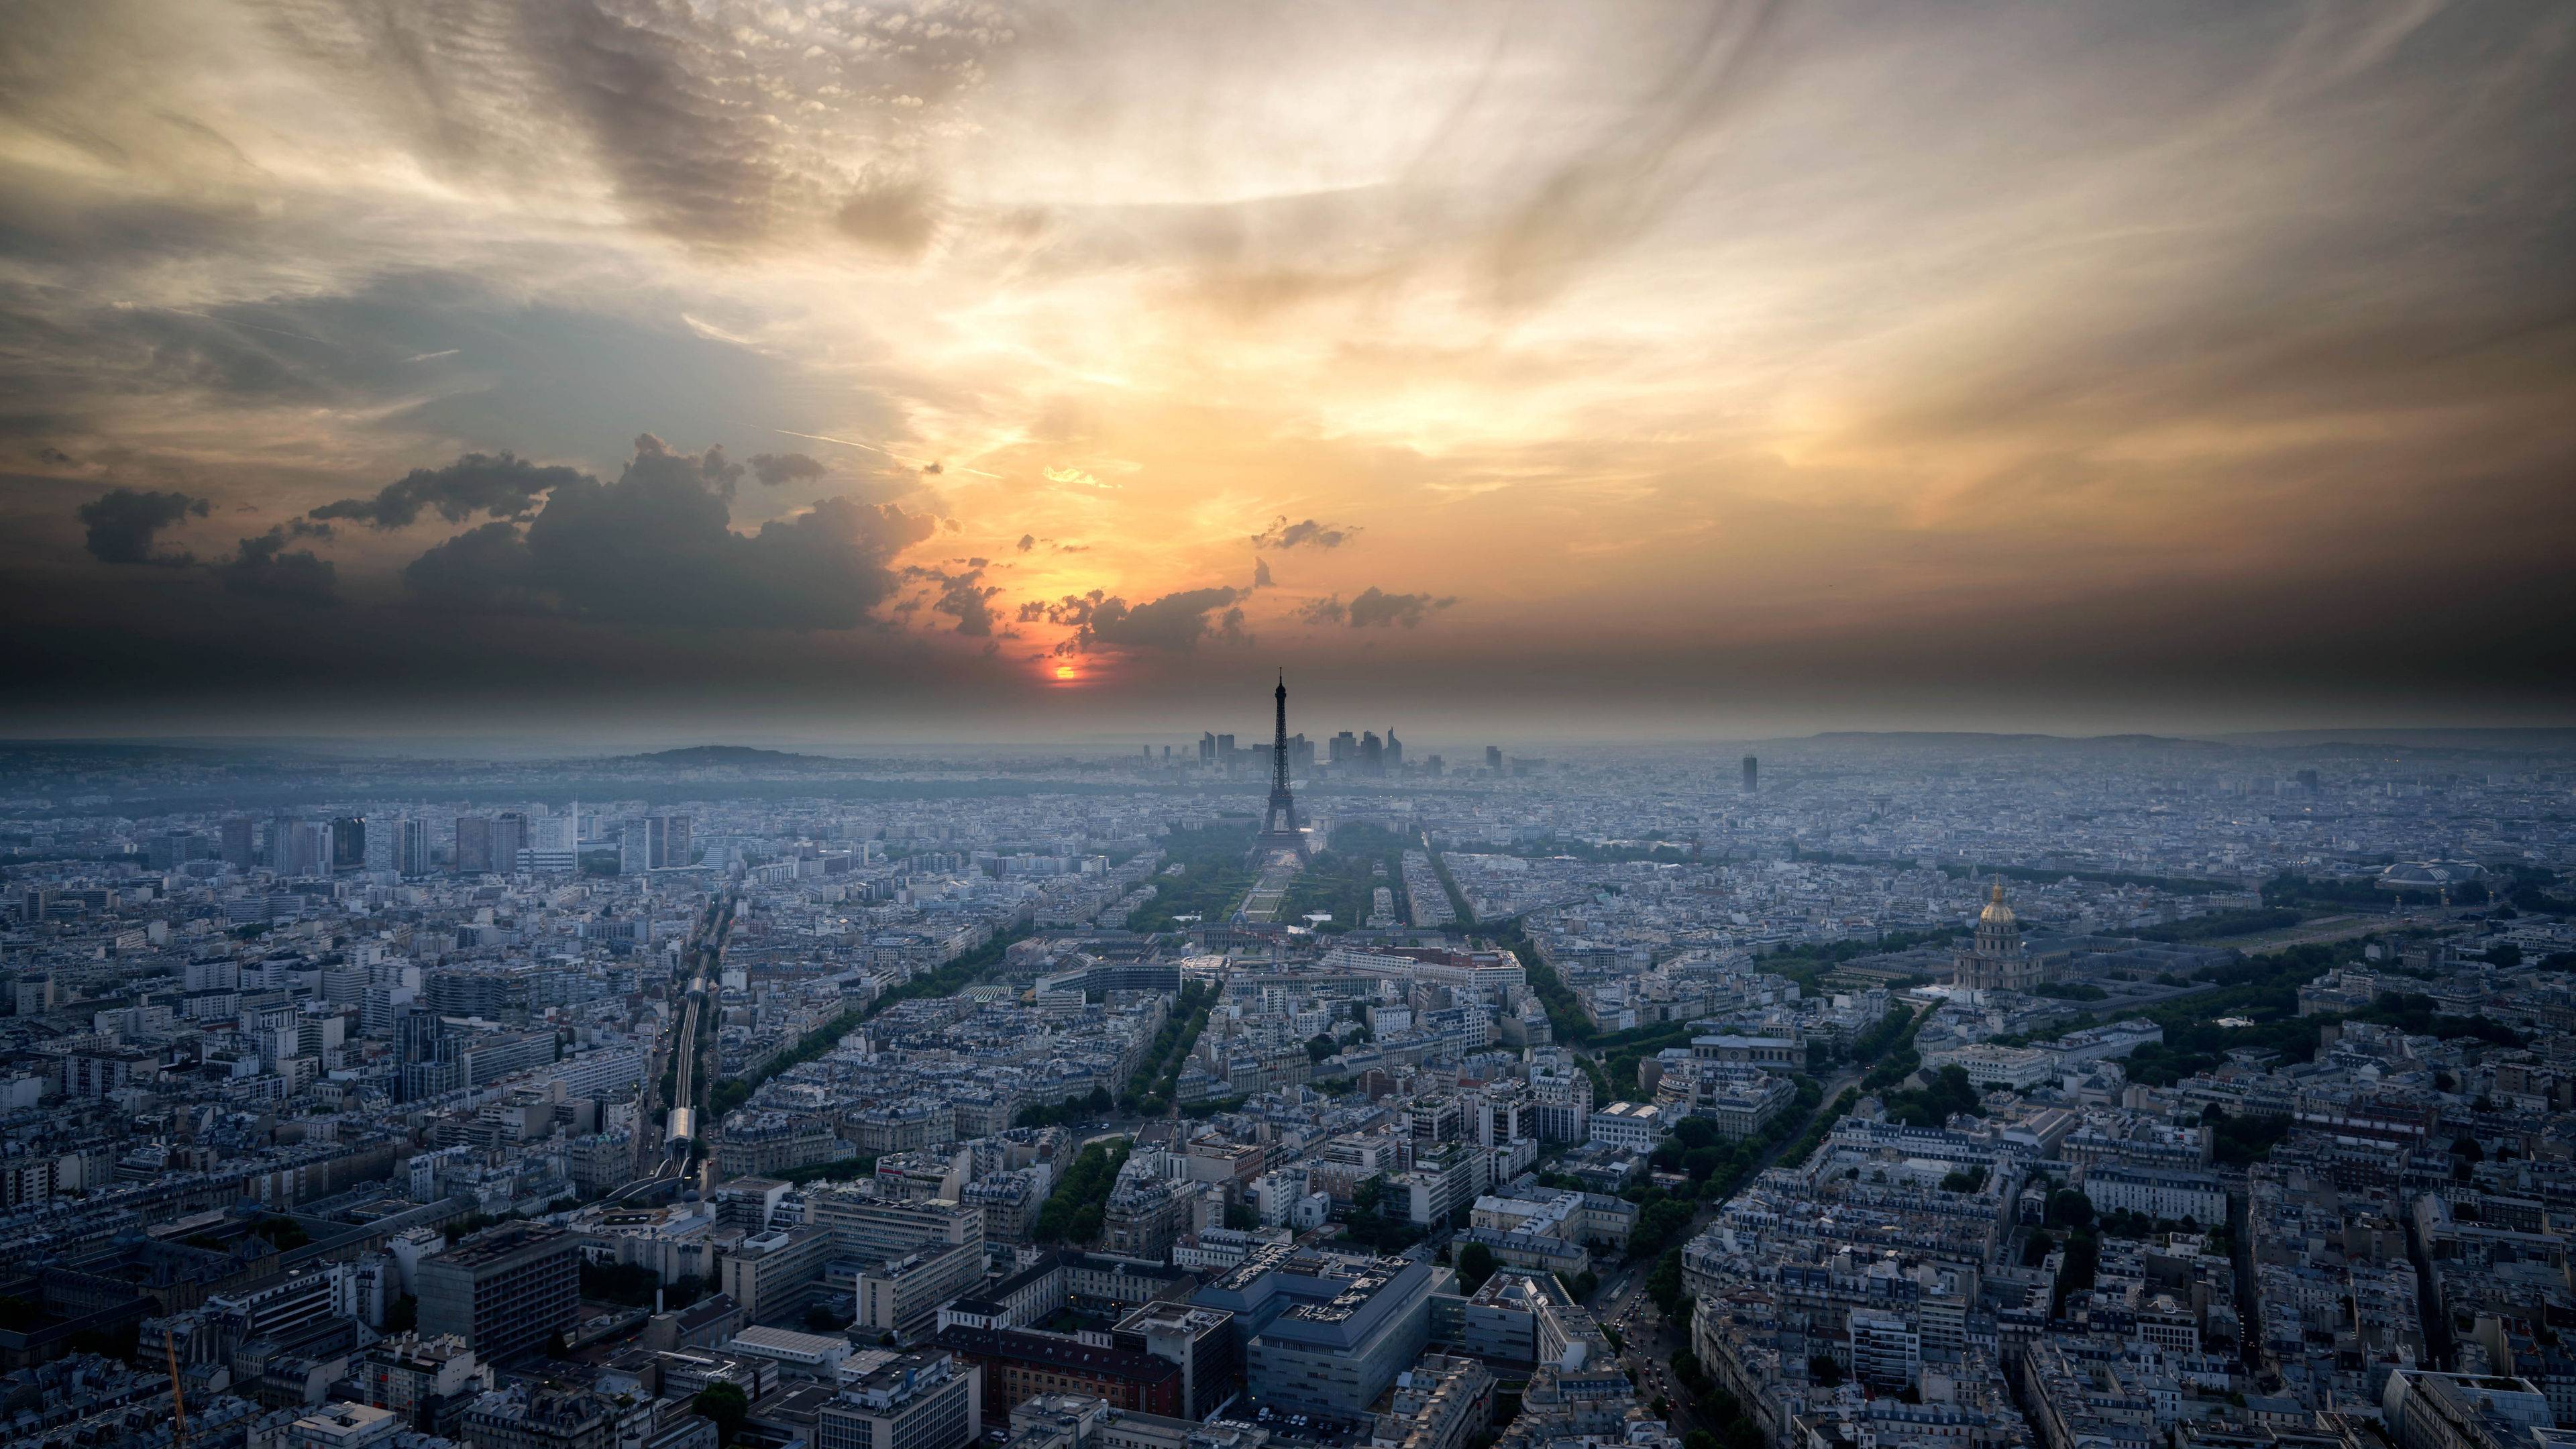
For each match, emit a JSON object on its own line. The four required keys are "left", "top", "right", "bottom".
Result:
{"left": 1255, "top": 671, "right": 1306, "bottom": 855}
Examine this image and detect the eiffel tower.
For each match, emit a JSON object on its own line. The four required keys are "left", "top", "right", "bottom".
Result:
{"left": 1253, "top": 670, "right": 1307, "bottom": 855}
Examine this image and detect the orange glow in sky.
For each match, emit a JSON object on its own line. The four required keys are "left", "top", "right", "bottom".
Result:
{"left": 1, "top": 1, "right": 2567, "bottom": 733}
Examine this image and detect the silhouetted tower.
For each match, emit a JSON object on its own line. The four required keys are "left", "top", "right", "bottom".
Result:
{"left": 1256, "top": 671, "right": 1305, "bottom": 854}
{"left": 1741, "top": 755, "right": 1758, "bottom": 794}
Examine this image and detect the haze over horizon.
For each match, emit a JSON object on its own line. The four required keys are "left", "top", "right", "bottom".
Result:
{"left": 3, "top": 0, "right": 2571, "bottom": 737}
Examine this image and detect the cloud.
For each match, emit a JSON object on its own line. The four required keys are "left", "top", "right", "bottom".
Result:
{"left": 1348, "top": 586, "right": 1457, "bottom": 628}
{"left": 1252, "top": 516, "right": 1360, "bottom": 550}
{"left": 219, "top": 527, "right": 337, "bottom": 605}
{"left": 1252, "top": 557, "right": 1275, "bottom": 588}
{"left": 77, "top": 487, "right": 207, "bottom": 566}
{"left": 1034, "top": 586, "right": 1246, "bottom": 653}
{"left": 1016, "top": 533, "right": 1036, "bottom": 553}
{"left": 837, "top": 170, "right": 941, "bottom": 257}
{"left": 38, "top": 447, "right": 72, "bottom": 465}
{"left": 909, "top": 564, "right": 1004, "bottom": 636}
{"left": 750, "top": 451, "right": 827, "bottom": 486}
{"left": 394, "top": 434, "right": 938, "bottom": 628}
{"left": 311, "top": 452, "right": 588, "bottom": 529}
{"left": 1296, "top": 594, "right": 1346, "bottom": 626}
{"left": 404, "top": 521, "right": 538, "bottom": 611}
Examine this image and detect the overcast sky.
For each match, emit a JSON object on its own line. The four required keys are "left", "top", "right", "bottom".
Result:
{"left": 2, "top": 0, "right": 2570, "bottom": 743}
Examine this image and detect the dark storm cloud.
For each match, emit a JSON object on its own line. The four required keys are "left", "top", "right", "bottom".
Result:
{"left": 1347, "top": 587, "right": 1456, "bottom": 628}
{"left": 218, "top": 527, "right": 338, "bottom": 605}
{"left": 311, "top": 451, "right": 588, "bottom": 528}
{"left": 393, "top": 434, "right": 937, "bottom": 629}
{"left": 403, "top": 521, "right": 539, "bottom": 611}
{"left": 1028, "top": 586, "right": 1247, "bottom": 653}
{"left": 76, "top": 487, "right": 206, "bottom": 565}
{"left": 1083, "top": 588, "right": 1246, "bottom": 653}
{"left": 1252, "top": 557, "right": 1274, "bottom": 588}
{"left": 750, "top": 451, "right": 827, "bottom": 486}
{"left": 1252, "top": 516, "right": 1359, "bottom": 550}
{"left": 916, "top": 567, "right": 1004, "bottom": 637}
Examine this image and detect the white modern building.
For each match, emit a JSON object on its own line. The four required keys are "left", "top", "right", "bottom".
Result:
{"left": 1586, "top": 1101, "right": 1667, "bottom": 1152}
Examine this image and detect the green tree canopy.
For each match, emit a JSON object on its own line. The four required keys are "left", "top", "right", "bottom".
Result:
{"left": 694, "top": 1383, "right": 749, "bottom": 1445}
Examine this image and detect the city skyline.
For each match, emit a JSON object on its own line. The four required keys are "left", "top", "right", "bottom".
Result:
{"left": 3, "top": 1, "right": 2571, "bottom": 740}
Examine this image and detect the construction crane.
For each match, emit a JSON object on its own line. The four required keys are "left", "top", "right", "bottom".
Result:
{"left": 164, "top": 1327, "right": 189, "bottom": 1449}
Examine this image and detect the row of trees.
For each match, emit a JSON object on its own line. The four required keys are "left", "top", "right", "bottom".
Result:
{"left": 1125, "top": 980, "right": 1215, "bottom": 1113}
{"left": 1666, "top": 1348, "right": 1766, "bottom": 1449}
{"left": 1015, "top": 1086, "right": 1115, "bottom": 1129}
{"left": 1030, "top": 1138, "right": 1130, "bottom": 1245}
{"left": 699, "top": 924, "right": 1030, "bottom": 1130}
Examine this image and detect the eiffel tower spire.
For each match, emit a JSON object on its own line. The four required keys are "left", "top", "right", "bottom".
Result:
{"left": 1258, "top": 669, "right": 1305, "bottom": 854}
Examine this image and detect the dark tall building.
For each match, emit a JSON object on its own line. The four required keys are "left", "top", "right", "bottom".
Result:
{"left": 221, "top": 816, "right": 258, "bottom": 869}
{"left": 1741, "top": 755, "right": 1758, "bottom": 794}
{"left": 1255, "top": 672, "right": 1306, "bottom": 856}
{"left": 1484, "top": 745, "right": 1503, "bottom": 773}
{"left": 651, "top": 814, "right": 692, "bottom": 869}
{"left": 1385, "top": 729, "right": 1403, "bottom": 770}
{"left": 1360, "top": 731, "right": 1384, "bottom": 776}
{"left": 455, "top": 816, "right": 494, "bottom": 874}
{"left": 396, "top": 1010, "right": 451, "bottom": 1102}
{"left": 417, "top": 1223, "right": 580, "bottom": 1364}
{"left": 331, "top": 816, "right": 367, "bottom": 872}
{"left": 494, "top": 812, "right": 529, "bottom": 873}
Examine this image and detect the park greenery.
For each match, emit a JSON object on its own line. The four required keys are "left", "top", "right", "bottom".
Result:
{"left": 1279, "top": 824, "right": 1415, "bottom": 931}
{"left": 2131, "top": 907, "right": 2306, "bottom": 943}
{"left": 1126, "top": 821, "right": 1260, "bottom": 934}
{"left": 1879, "top": 1064, "right": 1986, "bottom": 1129}
{"left": 1336, "top": 1174, "right": 1432, "bottom": 1256}
{"left": 693, "top": 1384, "right": 749, "bottom": 1446}
{"left": 580, "top": 1260, "right": 707, "bottom": 1309}
{"left": 1032, "top": 1138, "right": 1130, "bottom": 1245}
{"left": 779, "top": 1154, "right": 878, "bottom": 1186}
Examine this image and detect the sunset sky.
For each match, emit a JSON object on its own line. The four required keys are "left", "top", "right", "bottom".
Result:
{"left": 3, "top": 0, "right": 2571, "bottom": 743}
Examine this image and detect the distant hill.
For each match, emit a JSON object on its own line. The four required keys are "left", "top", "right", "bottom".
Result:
{"left": 1780, "top": 731, "right": 2231, "bottom": 752}
{"left": 2210, "top": 727, "right": 2576, "bottom": 753}
{"left": 627, "top": 745, "right": 851, "bottom": 766}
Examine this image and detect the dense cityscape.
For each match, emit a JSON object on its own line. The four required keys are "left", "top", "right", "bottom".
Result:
{"left": 6, "top": 7, "right": 2568, "bottom": 1449}
{"left": 0, "top": 698, "right": 2569, "bottom": 1449}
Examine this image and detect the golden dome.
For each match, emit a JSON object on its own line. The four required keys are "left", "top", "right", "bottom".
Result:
{"left": 1978, "top": 880, "right": 2017, "bottom": 925}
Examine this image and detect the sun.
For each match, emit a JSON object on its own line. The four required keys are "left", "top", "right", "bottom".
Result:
{"left": 1053, "top": 665, "right": 1077, "bottom": 681}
